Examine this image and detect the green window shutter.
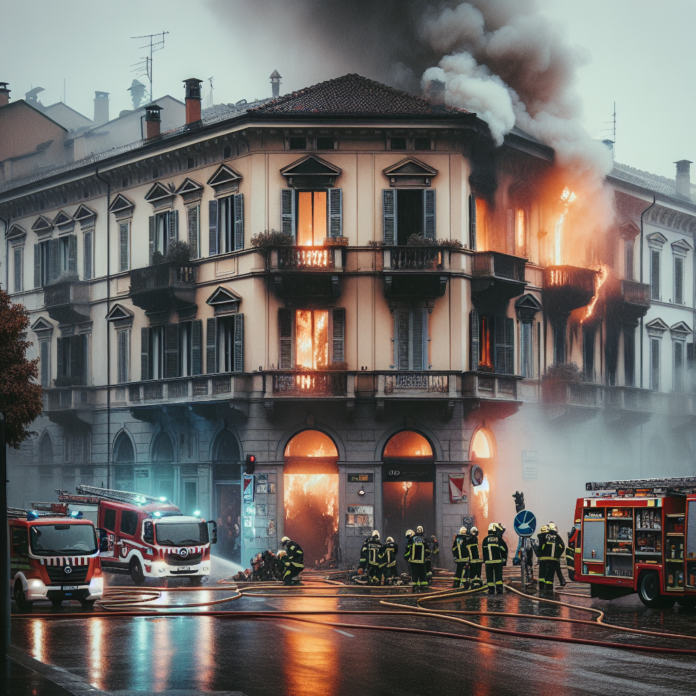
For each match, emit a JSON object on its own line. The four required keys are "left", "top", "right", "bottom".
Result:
{"left": 206, "top": 318, "right": 217, "bottom": 373}
{"left": 56, "top": 337, "right": 65, "bottom": 380}
{"left": 117, "top": 331, "right": 126, "bottom": 384}
{"left": 470, "top": 309, "right": 480, "bottom": 371}
{"left": 208, "top": 200, "right": 219, "bottom": 256}
{"left": 164, "top": 324, "right": 180, "bottom": 378}
{"left": 412, "top": 310, "right": 425, "bottom": 371}
{"left": 40, "top": 340, "right": 50, "bottom": 388}
{"left": 383, "top": 190, "right": 396, "bottom": 245}
{"left": 650, "top": 250, "right": 660, "bottom": 300}
{"left": 141, "top": 327, "right": 150, "bottom": 381}
{"left": 331, "top": 308, "right": 345, "bottom": 364}
{"left": 68, "top": 234, "right": 78, "bottom": 275}
{"left": 84, "top": 231, "right": 93, "bottom": 280}
{"left": 328, "top": 188, "right": 343, "bottom": 238}
{"left": 281, "top": 189, "right": 295, "bottom": 240}
{"left": 650, "top": 338, "right": 660, "bottom": 391}
{"left": 675, "top": 256, "right": 684, "bottom": 305}
{"left": 119, "top": 223, "right": 129, "bottom": 272}
{"left": 70, "top": 335, "right": 84, "bottom": 384}
{"left": 233, "top": 313, "right": 244, "bottom": 373}
{"left": 34, "top": 244, "right": 41, "bottom": 288}
{"left": 13, "top": 248, "right": 22, "bottom": 292}
{"left": 468, "top": 194, "right": 477, "bottom": 250}
{"left": 191, "top": 319, "right": 203, "bottom": 375}
{"left": 168, "top": 209, "right": 179, "bottom": 250}
{"left": 394, "top": 310, "right": 410, "bottom": 370}
{"left": 279, "top": 309, "right": 293, "bottom": 369}
{"left": 148, "top": 216, "right": 155, "bottom": 265}
{"left": 494, "top": 316, "right": 514, "bottom": 374}
{"left": 234, "top": 193, "right": 244, "bottom": 251}
{"left": 188, "top": 205, "right": 199, "bottom": 259}
{"left": 49, "top": 238, "right": 60, "bottom": 282}
{"left": 423, "top": 190, "right": 436, "bottom": 240}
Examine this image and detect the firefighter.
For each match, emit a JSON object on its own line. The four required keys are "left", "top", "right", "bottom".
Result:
{"left": 280, "top": 536, "right": 304, "bottom": 585}
{"left": 426, "top": 533, "right": 439, "bottom": 585}
{"left": 536, "top": 524, "right": 564, "bottom": 594}
{"left": 566, "top": 527, "right": 578, "bottom": 582}
{"left": 452, "top": 526, "right": 470, "bottom": 588}
{"left": 381, "top": 536, "right": 399, "bottom": 585}
{"left": 549, "top": 522, "right": 567, "bottom": 587}
{"left": 467, "top": 527, "right": 483, "bottom": 588}
{"left": 405, "top": 527, "right": 428, "bottom": 592}
{"left": 365, "top": 530, "right": 383, "bottom": 585}
{"left": 482, "top": 523, "right": 507, "bottom": 594}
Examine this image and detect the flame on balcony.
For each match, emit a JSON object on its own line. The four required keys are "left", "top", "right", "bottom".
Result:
{"left": 554, "top": 188, "right": 577, "bottom": 265}
{"left": 582, "top": 263, "right": 609, "bottom": 323}
{"left": 296, "top": 310, "right": 328, "bottom": 369}
{"left": 297, "top": 248, "right": 330, "bottom": 267}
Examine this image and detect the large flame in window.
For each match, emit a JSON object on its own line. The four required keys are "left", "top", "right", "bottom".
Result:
{"left": 296, "top": 310, "right": 328, "bottom": 369}
{"left": 554, "top": 188, "right": 577, "bottom": 265}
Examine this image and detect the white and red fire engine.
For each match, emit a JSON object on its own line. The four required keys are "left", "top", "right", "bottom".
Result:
{"left": 9, "top": 506, "right": 104, "bottom": 612}
{"left": 72, "top": 485, "right": 217, "bottom": 585}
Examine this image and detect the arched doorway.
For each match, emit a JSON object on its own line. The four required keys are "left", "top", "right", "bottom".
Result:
{"left": 382, "top": 431, "right": 435, "bottom": 565}
{"left": 284, "top": 430, "right": 339, "bottom": 566}
{"left": 213, "top": 430, "right": 242, "bottom": 563}
{"left": 113, "top": 432, "right": 135, "bottom": 492}
{"left": 39, "top": 433, "right": 54, "bottom": 464}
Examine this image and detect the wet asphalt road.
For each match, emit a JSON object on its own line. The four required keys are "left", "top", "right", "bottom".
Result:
{"left": 9, "top": 573, "right": 696, "bottom": 696}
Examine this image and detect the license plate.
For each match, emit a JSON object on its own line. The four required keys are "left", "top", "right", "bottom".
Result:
{"left": 63, "top": 586, "right": 79, "bottom": 590}
{"left": 176, "top": 567, "right": 191, "bottom": 572}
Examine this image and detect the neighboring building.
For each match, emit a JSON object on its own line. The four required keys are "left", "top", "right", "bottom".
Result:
{"left": 1, "top": 72, "right": 695, "bottom": 573}
{"left": 42, "top": 102, "right": 94, "bottom": 132}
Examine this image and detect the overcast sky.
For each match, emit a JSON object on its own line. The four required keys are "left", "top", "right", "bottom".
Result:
{"left": 3, "top": 0, "right": 694, "bottom": 180}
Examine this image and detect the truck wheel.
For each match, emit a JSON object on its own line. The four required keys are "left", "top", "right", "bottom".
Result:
{"left": 13, "top": 583, "right": 33, "bottom": 613}
{"left": 638, "top": 572, "right": 668, "bottom": 608}
{"left": 189, "top": 576, "right": 203, "bottom": 587}
{"left": 567, "top": 569, "right": 575, "bottom": 582}
{"left": 130, "top": 558, "right": 145, "bottom": 585}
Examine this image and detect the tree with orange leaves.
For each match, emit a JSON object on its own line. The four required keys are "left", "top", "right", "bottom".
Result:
{"left": 0, "top": 289, "right": 42, "bottom": 448}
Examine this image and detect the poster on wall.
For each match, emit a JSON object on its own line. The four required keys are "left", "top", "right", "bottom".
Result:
{"left": 243, "top": 474, "right": 255, "bottom": 501}
{"left": 346, "top": 505, "right": 374, "bottom": 528}
{"left": 256, "top": 474, "right": 268, "bottom": 494}
{"left": 448, "top": 474, "right": 466, "bottom": 503}
{"left": 522, "top": 451, "right": 538, "bottom": 480}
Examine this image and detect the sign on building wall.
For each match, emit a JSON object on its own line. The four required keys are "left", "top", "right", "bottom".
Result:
{"left": 346, "top": 505, "right": 374, "bottom": 528}
{"left": 256, "top": 474, "right": 268, "bottom": 494}
{"left": 383, "top": 463, "right": 434, "bottom": 482}
{"left": 448, "top": 474, "right": 466, "bottom": 503}
{"left": 347, "top": 473, "right": 374, "bottom": 483}
{"left": 522, "top": 451, "right": 539, "bottom": 480}
{"left": 243, "top": 474, "right": 255, "bottom": 501}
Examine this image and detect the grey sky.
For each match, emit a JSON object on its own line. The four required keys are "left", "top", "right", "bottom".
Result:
{"left": 2, "top": 0, "right": 694, "bottom": 180}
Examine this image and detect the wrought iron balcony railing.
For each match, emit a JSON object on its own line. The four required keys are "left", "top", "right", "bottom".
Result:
{"left": 383, "top": 246, "right": 444, "bottom": 271}
{"left": 129, "top": 263, "right": 197, "bottom": 312}
{"left": 472, "top": 251, "right": 526, "bottom": 282}
{"left": 269, "top": 371, "right": 348, "bottom": 396}
{"left": 268, "top": 246, "right": 344, "bottom": 271}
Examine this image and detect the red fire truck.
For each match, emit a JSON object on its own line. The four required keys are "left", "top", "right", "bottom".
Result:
{"left": 73, "top": 485, "right": 217, "bottom": 585}
{"left": 9, "top": 507, "right": 104, "bottom": 612}
{"left": 570, "top": 477, "right": 696, "bottom": 608}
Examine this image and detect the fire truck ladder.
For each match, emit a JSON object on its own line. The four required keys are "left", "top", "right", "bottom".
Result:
{"left": 7, "top": 507, "right": 61, "bottom": 519}
{"left": 586, "top": 477, "right": 696, "bottom": 494}
{"left": 75, "top": 484, "right": 169, "bottom": 506}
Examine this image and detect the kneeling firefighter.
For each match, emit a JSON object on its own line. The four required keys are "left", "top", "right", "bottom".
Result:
{"left": 467, "top": 527, "right": 483, "bottom": 588}
{"left": 405, "top": 528, "right": 428, "bottom": 592}
{"left": 381, "top": 536, "right": 398, "bottom": 584}
{"left": 280, "top": 536, "right": 304, "bottom": 585}
{"left": 482, "top": 523, "right": 507, "bottom": 594}
{"left": 452, "top": 527, "right": 470, "bottom": 588}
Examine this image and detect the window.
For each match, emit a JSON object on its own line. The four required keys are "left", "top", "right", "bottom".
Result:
{"left": 39, "top": 340, "right": 51, "bottom": 388}
{"left": 208, "top": 195, "right": 243, "bottom": 255}
{"left": 583, "top": 326, "right": 595, "bottom": 382}
{"left": 151, "top": 211, "right": 177, "bottom": 258}
{"left": 298, "top": 191, "right": 327, "bottom": 245}
{"left": 206, "top": 315, "right": 243, "bottom": 373}
{"left": 674, "top": 256, "right": 684, "bottom": 305}
{"left": 187, "top": 157, "right": 195, "bottom": 169}
{"left": 121, "top": 510, "right": 138, "bottom": 537}
{"left": 11, "top": 528, "right": 28, "bottom": 556}
{"left": 223, "top": 146, "right": 231, "bottom": 159}
{"left": 141, "top": 326, "right": 165, "bottom": 380}
{"left": 515, "top": 208, "right": 527, "bottom": 257}
{"left": 278, "top": 308, "right": 345, "bottom": 369}
{"left": 383, "top": 189, "right": 436, "bottom": 245}
{"left": 624, "top": 325, "right": 635, "bottom": 387}
{"left": 316, "top": 136, "right": 334, "bottom": 150}
{"left": 83, "top": 230, "right": 93, "bottom": 280}
{"left": 650, "top": 338, "right": 660, "bottom": 391}
{"left": 117, "top": 330, "right": 130, "bottom": 384}
{"left": 56, "top": 335, "right": 87, "bottom": 386}
{"left": 674, "top": 340, "right": 685, "bottom": 392}
{"left": 34, "top": 236, "right": 78, "bottom": 288}
{"left": 389, "top": 136, "right": 407, "bottom": 150}
{"left": 414, "top": 137, "right": 431, "bottom": 151}
{"left": 469, "top": 310, "right": 514, "bottom": 374}
{"left": 281, "top": 189, "right": 342, "bottom": 241}
{"left": 650, "top": 250, "right": 660, "bottom": 300}
{"left": 289, "top": 136, "right": 307, "bottom": 150}
{"left": 520, "top": 321, "right": 533, "bottom": 378}
{"left": 103, "top": 508, "right": 116, "bottom": 532}
{"left": 142, "top": 322, "right": 202, "bottom": 379}
{"left": 625, "top": 240, "right": 634, "bottom": 281}
{"left": 468, "top": 194, "right": 488, "bottom": 251}
{"left": 394, "top": 309, "right": 429, "bottom": 371}
{"left": 187, "top": 204, "right": 200, "bottom": 259}
{"left": 119, "top": 221, "right": 130, "bottom": 272}
{"left": 13, "top": 247, "right": 23, "bottom": 292}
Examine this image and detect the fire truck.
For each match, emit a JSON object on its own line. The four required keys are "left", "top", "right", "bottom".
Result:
{"left": 570, "top": 477, "right": 696, "bottom": 608}
{"left": 9, "top": 506, "right": 104, "bottom": 612}
{"left": 72, "top": 485, "right": 217, "bottom": 585}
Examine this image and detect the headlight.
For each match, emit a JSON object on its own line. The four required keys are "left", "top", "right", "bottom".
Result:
{"left": 29, "top": 579, "right": 45, "bottom": 589}
{"left": 89, "top": 576, "right": 104, "bottom": 593}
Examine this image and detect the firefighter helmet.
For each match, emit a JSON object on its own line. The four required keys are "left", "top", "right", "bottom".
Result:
{"left": 540, "top": 526, "right": 548, "bottom": 534}
{"left": 459, "top": 526, "right": 468, "bottom": 535}
{"left": 405, "top": 529, "right": 415, "bottom": 538}
{"left": 488, "top": 523, "right": 497, "bottom": 532}
{"left": 386, "top": 536, "right": 394, "bottom": 543}
{"left": 470, "top": 527, "right": 478, "bottom": 536}
{"left": 416, "top": 526, "right": 424, "bottom": 534}
{"left": 371, "top": 530, "right": 380, "bottom": 540}
{"left": 281, "top": 536, "right": 290, "bottom": 545}
{"left": 278, "top": 550, "right": 287, "bottom": 558}
{"left": 549, "top": 522, "right": 558, "bottom": 532}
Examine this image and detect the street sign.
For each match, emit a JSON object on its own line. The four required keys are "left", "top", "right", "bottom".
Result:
{"left": 514, "top": 510, "right": 536, "bottom": 537}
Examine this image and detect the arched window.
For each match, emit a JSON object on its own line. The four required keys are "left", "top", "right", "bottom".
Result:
{"left": 213, "top": 429, "right": 241, "bottom": 462}
{"left": 152, "top": 432, "right": 174, "bottom": 462}
{"left": 471, "top": 429, "right": 492, "bottom": 459}
{"left": 285, "top": 430, "right": 338, "bottom": 459}
{"left": 383, "top": 431, "right": 433, "bottom": 459}
{"left": 39, "top": 433, "right": 54, "bottom": 465}
{"left": 113, "top": 432, "right": 135, "bottom": 463}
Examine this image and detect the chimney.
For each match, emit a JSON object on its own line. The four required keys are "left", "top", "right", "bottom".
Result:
{"left": 129, "top": 79, "right": 147, "bottom": 110}
{"left": 270, "top": 70, "right": 282, "bottom": 99}
{"left": 183, "top": 78, "right": 203, "bottom": 125}
{"left": 429, "top": 79, "right": 446, "bottom": 112}
{"left": 602, "top": 139, "right": 615, "bottom": 160}
{"left": 145, "top": 104, "right": 163, "bottom": 139}
{"left": 0, "top": 82, "right": 9, "bottom": 107}
{"left": 94, "top": 91, "right": 110, "bottom": 126}
{"left": 675, "top": 160, "right": 692, "bottom": 200}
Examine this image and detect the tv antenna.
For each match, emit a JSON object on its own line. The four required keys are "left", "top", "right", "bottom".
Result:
{"left": 130, "top": 31, "right": 169, "bottom": 104}
{"left": 602, "top": 102, "right": 617, "bottom": 156}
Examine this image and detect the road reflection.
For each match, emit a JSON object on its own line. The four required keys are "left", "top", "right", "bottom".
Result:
{"left": 281, "top": 620, "right": 339, "bottom": 695}
{"left": 89, "top": 617, "right": 104, "bottom": 691}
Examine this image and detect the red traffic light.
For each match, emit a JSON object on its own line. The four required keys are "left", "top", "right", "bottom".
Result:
{"left": 245, "top": 454, "right": 256, "bottom": 474}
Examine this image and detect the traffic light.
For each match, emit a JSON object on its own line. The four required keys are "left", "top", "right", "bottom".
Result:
{"left": 513, "top": 491, "right": 525, "bottom": 512}
{"left": 245, "top": 454, "right": 256, "bottom": 474}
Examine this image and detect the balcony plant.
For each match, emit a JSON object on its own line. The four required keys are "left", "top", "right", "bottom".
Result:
{"left": 542, "top": 362, "right": 583, "bottom": 403}
{"left": 251, "top": 229, "right": 294, "bottom": 254}
{"left": 164, "top": 241, "right": 192, "bottom": 266}
{"left": 323, "top": 236, "right": 349, "bottom": 246}
{"left": 406, "top": 234, "right": 462, "bottom": 249}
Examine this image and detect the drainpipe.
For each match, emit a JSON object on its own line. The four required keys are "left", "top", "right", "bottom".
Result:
{"left": 0, "top": 212, "right": 8, "bottom": 291}
{"left": 639, "top": 196, "right": 656, "bottom": 389}
{"left": 94, "top": 168, "right": 111, "bottom": 487}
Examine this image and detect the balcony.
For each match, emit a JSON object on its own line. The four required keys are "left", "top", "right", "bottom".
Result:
{"left": 543, "top": 266, "right": 597, "bottom": 314}
{"left": 471, "top": 251, "right": 527, "bottom": 304}
{"left": 43, "top": 280, "right": 90, "bottom": 324}
{"left": 130, "top": 263, "right": 196, "bottom": 313}
{"left": 266, "top": 371, "right": 349, "bottom": 397}
{"left": 267, "top": 246, "right": 344, "bottom": 300}
{"left": 604, "top": 386, "right": 653, "bottom": 427}
{"left": 42, "top": 388, "right": 93, "bottom": 427}
{"left": 382, "top": 246, "right": 449, "bottom": 299}
{"left": 541, "top": 379, "right": 603, "bottom": 423}
{"left": 461, "top": 371, "right": 521, "bottom": 419}
{"left": 606, "top": 278, "right": 651, "bottom": 322}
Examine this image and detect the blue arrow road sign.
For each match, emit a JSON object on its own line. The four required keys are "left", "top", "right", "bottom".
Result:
{"left": 514, "top": 510, "right": 537, "bottom": 537}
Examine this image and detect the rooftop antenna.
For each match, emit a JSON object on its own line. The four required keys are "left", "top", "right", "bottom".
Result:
{"left": 130, "top": 31, "right": 169, "bottom": 104}
{"left": 601, "top": 102, "right": 617, "bottom": 157}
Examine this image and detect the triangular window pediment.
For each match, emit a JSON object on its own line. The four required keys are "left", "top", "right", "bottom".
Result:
{"left": 646, "top": 232, "right": 668, "bottom": 248}
{"left": 53, "top": 210, "right": 74, "bottom": 227}
{"left": 619, "top": 220, "right": 640, "bottom": 240}
{"left": 383, "top": 158, "right": 438, "bottom": 178}
{"left": 175, "top": 178, "right": 204, "bottom": 195}
{"left": 31, "top": 317, "right": 55, "bottom": 335}
{"left": 73, "top": 204, "right": 97, "bottom": 222}
{"left": 282, "top": 155, "right": 342, "bottom": 178}
{"left": 144, "top": 181, "right": 176, "bottom": 203}
{"left": 646, "top": 317, "right": 669, "bottom": 334}
{"left": 207, "top": 164, "right": 243, "bottom": 188}
{"left": 206, "top": 286, "right": 242, "bottom": 306}
{"left": 106, "top": 304, "right": 134, "bottom": 321}
{"left": 671, "top": 239, "right": 692, "bottom": 255}
{"left": 109, "top": 194, "right": 135, "bottom": 214}
{"left": 32, "top": 215, "right": 53, "bottom": 233}
{"left": 515, "top": 294, "right": 542, "bottom": 311}
{"left": 670, "top": 321, "right": 692, "bottom": 336}
{"left": 7, "top": 224, "right": 27, "bottom": 239}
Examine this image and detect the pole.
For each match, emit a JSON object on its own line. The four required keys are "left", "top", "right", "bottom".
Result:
{"left": 520, "top": 537, "right": 525, "bottom": 592}
{"left": 1, "top": 412, "right": 10, "bottom": 660}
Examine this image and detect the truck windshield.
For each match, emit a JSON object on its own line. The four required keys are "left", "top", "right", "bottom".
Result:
{"left": 155, "top": 522, "right": 208, "bottom": 546}
{"left": 30, "top": 524, "right": 97, "bottom": 556}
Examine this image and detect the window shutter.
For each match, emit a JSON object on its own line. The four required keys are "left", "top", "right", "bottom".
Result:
{"left": 281, "top": 189, "right": 295, "bottom": 240}
{"left": 34, "top": 244, "right": 41, "bottom": 288}
{"left": 13, "top": 248, "right": 22, "bottom": 292}
{"left": 624, "top": 325, "right": 635, "bottom": 387}
{"left": 470, "top": 309, "right": 480, "bottom": 371}
{"left": 167, "top": 209, "right": 179, "bottom": 250}
{"left": 625, "top": 241, "right": 634, "bottom": 281}
{"left": 504, "top": 317, "right": 514, "bottom": 375}
{"left": 233, "top": 313, "right": 244, "bottom": 372}
{"left": 119, "top": 223, "right": 129, "bottom": 272}
{"left": 208, "top": 200, "right": 219, "bottom": 256}
{"left": 188, "top": 205, "right": 199, "bottom": 259}
{"left": 651, "top": 250, "right": 660, "bottom": 300}
{"left": 331, "top": 308, "right": 345, "bottom": 364}
{"left": 423, "top": 189, "right": 436, "bottom": 241}
{"left": 394, "top": 310, "right": 410, "bottom": 370}
{"left": 117, "top": 331, "right": 126, "bottom": 384}
{"left": 383, "top": 190, "right": 396, "bottom": 245}
{"left": 68, "top": 234, "right": 78, "bottom": 275}
{"left": 148, "top": 216, "right": 155, "bottom": 265}
{"left": 328, "top": 188, "right": 343, "bottom": 238}
{"left": 650, "top": 338, "right": 660, "bottom": 391}
{"left": 279, "top": 309, "right": 293, "bottom": 369}
{"left": 206, "top": 318, "right": 217, "bottom": 373}
{"left": 56, "top": 337, "right": 64, "bottom": 380}
{"left": 40, "top": 340, "right": 50, "bottom": 387}
{"left": 84, "top": 231, "right": 93, "bottom": 280}
{"left": 468, "top": 195, "right": 477, "bottom": 250}
{"left": 164, "top": 324, "right": 180, "bottom": 378}
{"left": 70, "top": 335, "right": 84, "bottom": 383}
{"left": 234, "top": 193, "right": 244, "bottom": 250}
{"left": 412, "top": 309, "right": 427, "bottom": 371}
{"left": 191, "top": 319, "right": 203, "bottom": 375}
{"left": 675, "top": 257, "right": 684, "bottom": 304}
{"left": 49, "top": 238, "right": 60, "bottom": 282}
{"left": 494, "top": 316, "right": 514, "bottom": 374}
{"left": 141, "top": 327, "right": 150, "bottom": 381}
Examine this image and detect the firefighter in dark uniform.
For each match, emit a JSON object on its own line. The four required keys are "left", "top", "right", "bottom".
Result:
{"left": 452, "top": 526, "right": 470, "bottom": 588}
{"left": 482, "top": 523, "right": 507, "bottom": 594}
{"left": 363, "top": 530, "right": 383, "bottom": 585}
{"left": 280, "top": 536, "right": 304, "bottom": 585}
{"left": 566, "top": 527, "right": 578, "bottom": 582}
{"left": 381, "top": 536, "right": 399, "bottom": 585}
{"left": 549, "top": 522, "right": 567, "bottom": 587}
{"left": 405, "top": 527, "right": 428, "bottom": 592}
{"left": 536, "top": 524, "right": 565, "bottom": 594}
{"left": 425, "top": 533, "right": 439, "bottom": 585}
{"left": 467, "top": 527, "right": 483, "bottom": 588}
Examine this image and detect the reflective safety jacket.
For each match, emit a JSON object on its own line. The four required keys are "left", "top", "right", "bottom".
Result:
{"left": 482, "top": 534, "right": 507, "bottom": 564}
{"left": 452, "top": 534, "right": 470, "bottom": 563}
{"left": 366, "top": 540, "right": 382, "bottom": 567}
{"left": 566, "top": 528, "right": 578, "bottom": 568}
{"left": 538, "top": 532, "right": 565, "bottom": 562}
{"left": 405, "top": 534, "right": 427, "bottom": 564}
{"left": 467, "top": 535, "right": 482, "bottom": 563}
{"left": 381, "top": 542, "right": 398, "bottom": 568}
{"left": 285, "top": 540, "right": 304, "bottom": 568}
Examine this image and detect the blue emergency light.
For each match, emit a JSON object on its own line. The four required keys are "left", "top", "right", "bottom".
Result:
{"left": 159, "top": 497, "right": 167, "bottom": 502}
{"left": 26, "top": 510, "right": 40, "bottom": 520}
{"left": 193, "top": 510, "right": 201, "bottom": 517}
{"left": 70, "top": 510, "right": 84, "bottom": 519}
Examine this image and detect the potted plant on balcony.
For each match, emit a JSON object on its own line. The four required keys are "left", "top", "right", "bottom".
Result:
{"left": 542, "top": 362, "right": 582, "bottom": 403}
{"left": 251, "top": 229, "right": 294, "bottom": 255}
{"left": 323, "top": 236, "right": 349, "bottom": 247}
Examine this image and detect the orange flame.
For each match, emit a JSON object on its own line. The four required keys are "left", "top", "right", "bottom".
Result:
{"left": 582, "top": 264, "right": 610, "bottom": 322}
{"left": 284, "top": 474, "right": 339, "bottom": 533}
{"left": 554, "top": 187, "right": 577, "bottom": 265}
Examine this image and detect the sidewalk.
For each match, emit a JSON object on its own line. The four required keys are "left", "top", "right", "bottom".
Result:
{"left": 5, "top": 658, "right": 75, "bottom": 696}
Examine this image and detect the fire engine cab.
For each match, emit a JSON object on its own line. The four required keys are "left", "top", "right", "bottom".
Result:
{"left": 571, "top": 477, "right": 696, "bottom": 608}
{"left": 74, "top": 485, "right": 217, "bottom": 585}
{"left": 9, "top": 506, "right": 104, "bottom": 612}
